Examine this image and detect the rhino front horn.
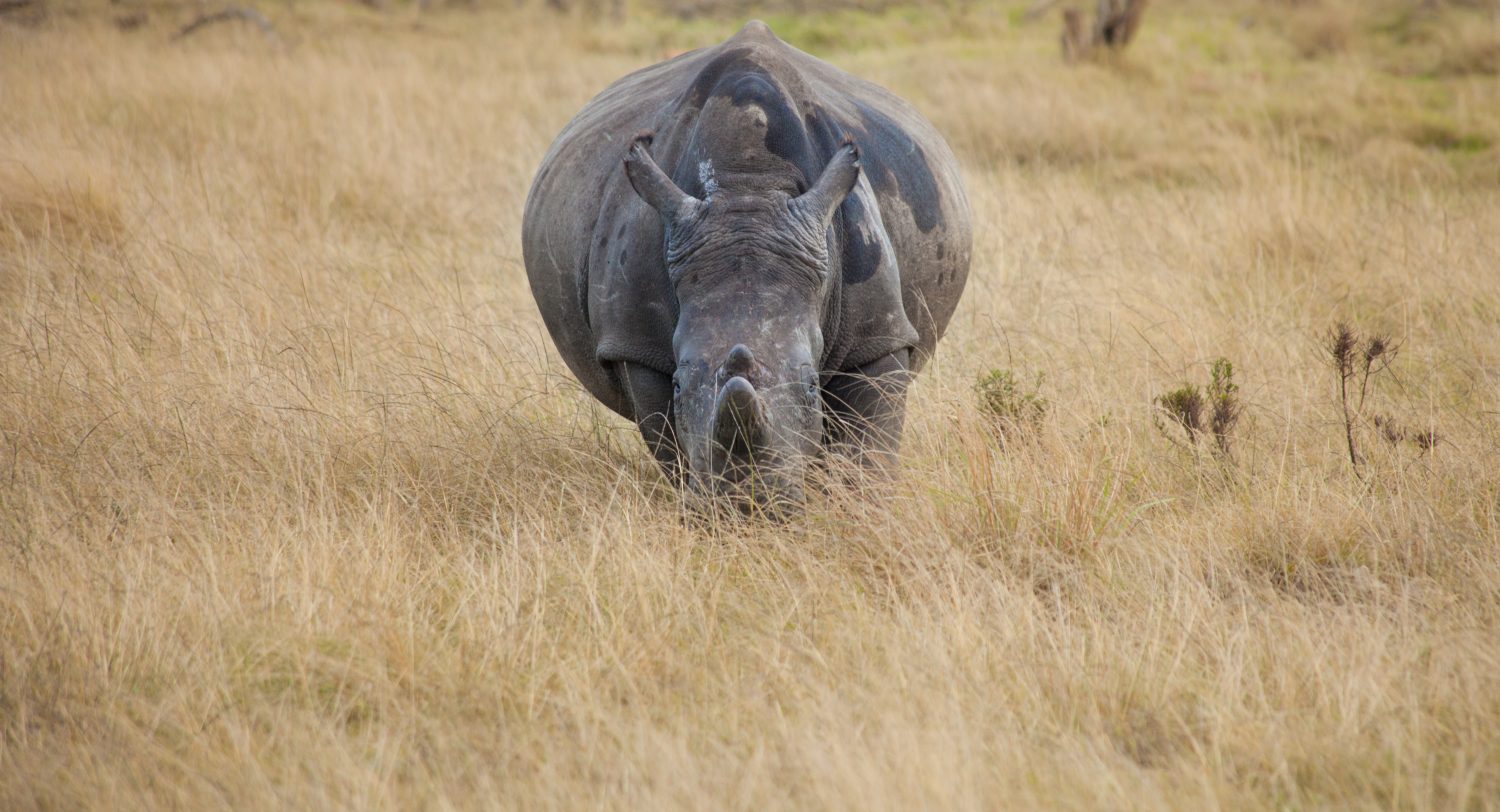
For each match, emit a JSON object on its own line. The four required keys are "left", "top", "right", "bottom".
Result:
{"left": 713, "top": 376, "right": 765, "bottom": 453}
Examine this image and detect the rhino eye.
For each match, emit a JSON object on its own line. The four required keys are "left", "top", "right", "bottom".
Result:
{"left": 801, "top": 366, "right": 818, "bottom": 402}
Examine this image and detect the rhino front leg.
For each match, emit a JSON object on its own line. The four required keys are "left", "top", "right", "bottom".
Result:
{"left": 821, "top": 349, "right": 912, "bottom": 475}
{"left": 618, "top": 362, "right": 684, "bottom": 484}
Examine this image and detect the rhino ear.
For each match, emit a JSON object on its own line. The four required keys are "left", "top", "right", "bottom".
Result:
{"left": 791, "top": 138, "right": 861, "bottom": 227}
{"left": 623, "top": 131, "right": 703, "bottom": 224}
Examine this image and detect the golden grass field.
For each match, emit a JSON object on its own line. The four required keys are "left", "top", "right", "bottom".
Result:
{"left": 3, "top": 0, "right": 1500, "bottom": 807}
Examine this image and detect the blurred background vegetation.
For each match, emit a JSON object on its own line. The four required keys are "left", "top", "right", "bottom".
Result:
{"left": 8, "top": 0, "right": 1496, "bottom": 182}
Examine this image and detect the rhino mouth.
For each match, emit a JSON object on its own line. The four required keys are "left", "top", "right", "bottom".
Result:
{"left": 693, "top": 472, "right": 807, "bottom": 519}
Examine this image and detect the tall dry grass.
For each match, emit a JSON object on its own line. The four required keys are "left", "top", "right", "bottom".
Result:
{"left": 3, "top": 2, "right": 1500, "bottom": 808}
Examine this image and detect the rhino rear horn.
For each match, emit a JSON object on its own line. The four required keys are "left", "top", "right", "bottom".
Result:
{"left": 623, "top": 131, "right": 703, "bottom": 224}
{"left": 791, "top": 138, "right": 861, "bottom": 226}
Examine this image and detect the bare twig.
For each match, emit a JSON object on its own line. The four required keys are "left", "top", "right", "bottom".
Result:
{"left": 1062, "top": 9, "right": 1088, "bottom": 62}
{"left": 173, "top": 5, "right": 279, "bottom": 43}
{"left": 114, "top": 11, "right": 148, "bottom": 31}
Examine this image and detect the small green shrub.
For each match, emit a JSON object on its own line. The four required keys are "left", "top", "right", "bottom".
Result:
{"left": 975, "top": 368, "right": 1048, "bottom": 442}
{"left": 1155, "top": 356, "right": 1241, "bottom": 462}
{"left": 1207, "top": 357, "right": 1242, "bottom": 459}
{"left": 1156, "top": 384, "right": 1205, "bottom": 440}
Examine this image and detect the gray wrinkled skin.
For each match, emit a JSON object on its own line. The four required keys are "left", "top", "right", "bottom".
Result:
{"left": 523, "top": 21, "right": 972, "bottom": 513}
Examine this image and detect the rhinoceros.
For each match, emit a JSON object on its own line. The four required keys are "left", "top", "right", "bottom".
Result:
{"left": 523, "top": 20, "right": 971, "bottom": 510}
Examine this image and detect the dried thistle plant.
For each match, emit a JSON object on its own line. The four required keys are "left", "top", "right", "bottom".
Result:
{"left": 1329, "top": 322, "right": 1363, "bottom": 473}
{"left": 1326, "top": 322, "right": 1425, "bottom": 477}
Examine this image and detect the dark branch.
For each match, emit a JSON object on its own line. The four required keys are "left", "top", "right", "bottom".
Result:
{"left": 173, "top": 6, "right": 280, "bottom": 43}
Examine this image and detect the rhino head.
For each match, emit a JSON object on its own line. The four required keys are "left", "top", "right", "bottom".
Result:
{"left": 623, "top": 131, "right": 861, "bottom": 512}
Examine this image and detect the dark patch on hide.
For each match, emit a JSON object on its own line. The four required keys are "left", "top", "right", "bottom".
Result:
{"left": 685, "top": 48, "right": 756, "bottom": 108}
{"left": 853, "top": 101, "right": 943, "bottom": 234}
{"left": 838, "top": 194, "right": 881, "bottom": 284}
{"left": 668, "top": 50, "right": 928, "bottom": 287}
{"left": 805, "top": 106, "right": 880, "bottom": 285}
{"left": 716, "top": 72, "right": 807, "bottom": 173}
{"left": 684, "top": 50, "right": 823, "bottom": 192}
